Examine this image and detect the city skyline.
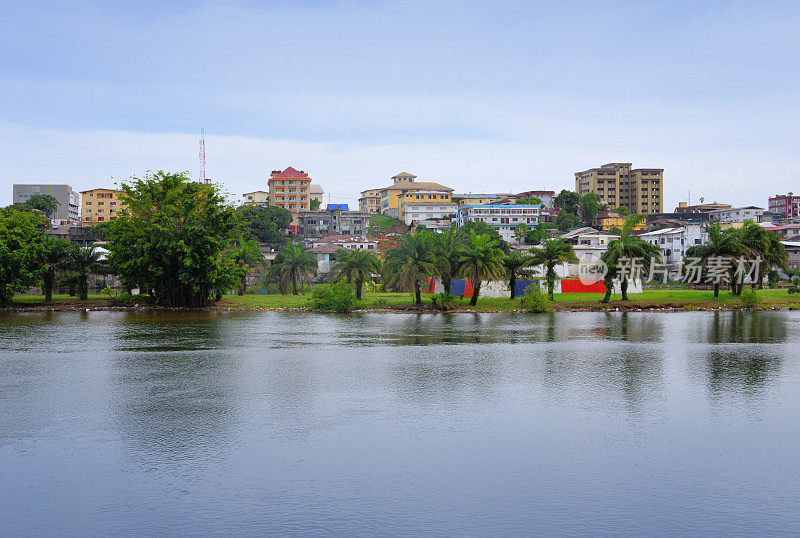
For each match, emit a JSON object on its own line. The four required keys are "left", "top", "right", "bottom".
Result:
{"left": 2, "top": 1, "right": 799, "bottom": 208}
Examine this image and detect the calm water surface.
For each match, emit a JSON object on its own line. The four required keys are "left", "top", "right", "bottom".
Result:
{"left": 1, "top": 310, "right": 799, "bottom": 536}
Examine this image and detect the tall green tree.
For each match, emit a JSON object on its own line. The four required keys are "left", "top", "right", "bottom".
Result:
{"left": 457, "top": 220, "right": 509, "bottom": 251}
{"left": 686, "top": 221, "right": 744, "bottom": 298}
{"left": 513, "top": 223, "right": 528, "bottom": 245}
{"left": 739, "top": 221, "right": 787, "bottom": 290}
{"left": 384, "top": 230, "right": 438, "bottom": 305}
{"left": 25, "top": 194, "right": 60, "bottom": 217}
{"left": 237, "top": 205, "right": 292, "bottom": 244}
{"left": 459, "top": 232, "right": 505, "bottom": 306}
{"left": 601, "top": 215, "right": 662, "bottom": 301}
{"left": 530, "top": 238, "right": 579, "bottom": 300}
{"left": 503, "top": 250, "right": 535, "bottom": 299}
{"left": 269, "top": 243, "right": 318, "bottom": 295}
{"left": 105, "top": 171, "right": 243, "bottom": 307}
{"left": 36, "top": 236, "right": 75, "bottom": 302}
{"left": 69, "top": 245, "right": 103, "bottom": 300}
{"left": 333, "top": 248, "right": 381, "bottom": 300}
{"left": 579, "top": 193, "right": 606, "bottom": 227}
{"left": 556, "top": 211, "right": 580, "bottom": 232}
{"left": 232, "top": 240, "right": 266, "bottom": 295}
{"left": 524, "top": 223, "right": 549, "bottom": 245}
{"left": 554, "top": 190, "right": 580, "bottom": 214}
{"left": 0, "top": 209, "right": 48, "bottom": 305}
{"left": 433, "top": 227, "right": 463, "bottom": 294}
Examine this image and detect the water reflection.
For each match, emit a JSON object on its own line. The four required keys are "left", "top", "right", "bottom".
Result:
{"left": 705, "top": 348, "right": 780, "bottom": 396}
{"left": 703, "top": 311, "right": 788, "bottom": 344}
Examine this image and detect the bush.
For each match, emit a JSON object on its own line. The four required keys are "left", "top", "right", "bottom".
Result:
{"left": 767, "top": 269, "right": 780, "bottom": 289}
{"left": 789, "top": 276, "right": 800, "bottom": 294}
{"left": 310, "top": 280, "right": 357, "bottom": 312}
{"left": 437, "top": 292, "right": 459, "bottom": 307}
{"left": 521, "top": 284, "right": 552, "bottom": 313}
{"left": 739, "top": 288, "right": 760, "bottom": 309}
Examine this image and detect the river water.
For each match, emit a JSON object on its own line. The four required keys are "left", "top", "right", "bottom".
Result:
{"left": 1, "top": 310, "right": 799, "bottom": 536}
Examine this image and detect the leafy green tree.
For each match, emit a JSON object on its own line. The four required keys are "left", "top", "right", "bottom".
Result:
{"left": 105, "top": 171, "right": 243, "bottom": 307}
{"left": 232, "top": 240, "right": 265, "bottom": 295}
{"left": 0, "top": 209, "right": 48, "bottom": 305}
{"left": 554, "top": 190, "right": 580, "bottom": 214}
{"left": 458, "top": 220, "right": 509, "bottom": 251}
{"left": 613, "top": 206, "right": 630, "bottom": 216}
{"left": 433, "top": 227, "right": 463, "bottom": 294}
{"left": 69, "top": 245, "right": 103, "bottom": 300}
{"left": 311, "top": 280, "right": 357, "bottom": 312}
{"left": 36, "top": 236, "right": 75, "bottom": 302}
{"left": 459, "top": 232, "right": 505, "bottom": 306}
{"left": 686, "top": 221, "right": 745, "bottom": 298}
{"left": 24, "top": 194, "right": 60, "bottom": 217}
{"left": 602, "top": 215, "right": 662, "bottom": 301}
{"left": 739, "top": 221, "right": 787, "bottom": 290}
{"left": 384, "top": 230, "right": 438, "bottom": 305}
{"left": 530, "top": 238, "right": 579, "bottom": 300}
{"left": 516, "top": 196, "right": 542, "bottom": 205}
{"left": 236, "top": 204, "right": 292, "bottom": 244}
{"left": 503, "top": 250, "right": 534, "bottom": 299}
{"left": 333, "top": 248, "right": 381, "bottom": 300}
{"left": 513, "top": 223, "right": 528, "bottom": 245}
{"left": 524, "top": 223, "right": 549, "bottom": 245}
{"left": 579, "top": 193, "right": 605, "bottom": 226}
{"left": 556, "top": 211, "right": 580, "bottom": 232}
{"left": 269, "top": 243, "right": 318, "bottom": 295}
{"left": 310, "top": 198, "right": 322, "bottom": 211}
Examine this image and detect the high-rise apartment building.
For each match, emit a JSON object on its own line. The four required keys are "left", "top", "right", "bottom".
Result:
{"left": 268, "top": 167, "right": 311, "bottom": 213}
{"left": 575, "top": 163, "right": 663, "bottom": 215}
{"left": 80, "top": 188, "right": 127, "bottom": 224}
{"left": 12, "top": 184, "right": 80, "bottom": 221}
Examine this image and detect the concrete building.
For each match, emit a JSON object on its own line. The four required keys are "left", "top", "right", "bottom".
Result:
{"left": 451, "top": 193, "right": 500, "bottom": 207}
{"left": 12, "top": 184, "right": 80, "bottom": 222}
{"left": 781, "top": 241, "right": 800, "bottom": 269}
{"left": 639, "top": 224, "right": 708, "bottom": 278}
{"left": 707, "top": 206, "right": 765, "bottom": 224}
{"left": 268, "top": 166, "right": 312, "bottom": 232}
{"left": 517, "top": 190, "right": 556, "bottom": 209}
{"left": 80, "top": 188, "right": 127, "bottom": 225}
{"left": 297, "top": 208, "right": 370, "bottom": 239}
{"left": 378, "top": 172, "right": 453, "bottom": 217}
{"left": 575, "top": 163, "right": 664, "bottom": 215}
{"left": 358, "top": 188, "right": 382, "bottom": 213}
{"left": 675, "top": 201, "right": 732, "bottom": 213}
{"left": 769, "top": 194, "right": 800, "bottom": 221}
{"left": 560, "top": 227, "right": 619, "bottom": 248}
{"left": 242, "top": 191, "right": 269, "bottom": 205}
{"left": 310, "top": 184, "right": 324, "bottom": 209}
{"left": 310, "top": 233, "right": 378, "bottom": 251}
{"left": 397, "top": 190, "right": 456, "bottom": 225}
{"left": 593, "top": 210, "right": 645, "bottom": 232}
{"left": 456, "top": 204, "right": 540, "bottom": 242}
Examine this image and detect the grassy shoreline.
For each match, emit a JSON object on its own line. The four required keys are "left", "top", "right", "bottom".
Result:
{"left": 6, "top": 289, "right": 800, "bottom": 312}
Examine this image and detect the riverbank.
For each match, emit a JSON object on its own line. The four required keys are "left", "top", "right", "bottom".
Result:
{"left": 6, "top": 289, "right": 800, "bottom": 312}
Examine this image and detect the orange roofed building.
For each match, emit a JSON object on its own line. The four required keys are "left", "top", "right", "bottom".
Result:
{"left": 268, "top": 166, "right": 312, "bottom": 232}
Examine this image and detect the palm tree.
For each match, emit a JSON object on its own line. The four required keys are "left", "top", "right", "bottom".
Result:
{"left": 739, "top": 222, "right": 787, "bottom": 290}
{"left": 459, "top": 232, "right": 505, "bottom": 306}
{"left": 270, "top": 243, "right": 317, "bottom": 295}
{"left": 333, "top": 248, "right": 381, "bottom": 300}
{"left": 530, "top": 238, "right": 579, "bottom": 300}
{"left": 36, "top": 237, "right": 74, "bottom": 302}
{"left": 602, "top": 215, "right": 661, "bottom": 301}
{"left": 685, "top": 221, "right": 743, "bottom": 298}
{"left": 384, "top": 230, "right": 438, "bottom": 305}
{"left": 69, "top": 244, "right": 103, "bottom": 300}
{"left": 232, "top": 240, "right": 265, "bottom": 295}
{"left": 503, "top": 250, "right": 535, "bottom": 299}
{"left": 433, "top": 228, "right": 463, "bottom": 294}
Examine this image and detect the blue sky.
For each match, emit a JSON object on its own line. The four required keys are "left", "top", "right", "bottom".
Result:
{"left": 2, "top": 0, "right": 799, "bottom": 208}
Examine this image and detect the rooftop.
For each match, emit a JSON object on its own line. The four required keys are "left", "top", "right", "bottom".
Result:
{"left": 269, "top": 166, "right": 309, "bottom": 179}
{"left": 383, "top": 180, "right": 453, "bottom": 192}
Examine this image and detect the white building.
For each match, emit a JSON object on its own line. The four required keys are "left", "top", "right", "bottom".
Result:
{"left": 560, "top": 227, "right": 619, "bottom": 248}
{"left": 707, "top": 206, "right": 765, "bottom": 223}
{"left": 456, "top": 204, "right": 540, "bottom": 242}
{"left": 402, "top": 201, "right": 457, "bottom": 225}
{"left": 639, "top": 224, "right": 708, "bottom": 277}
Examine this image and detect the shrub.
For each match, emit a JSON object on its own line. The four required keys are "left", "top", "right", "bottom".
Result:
{"left": 767, "top": 269, "right": 780, "bottom": 289}
{"left": 520, "top": 284, "right": 552, "bottom": 313}
{"left": 101, "top": 285, "right": 116, "bottom": 299}
{"left": 310, "top": 280, "right": 357, "bottom": 312}
{"left": 789, "top": 276, "right": 800, "bottom": 294}
{"left": 437, "top": 292, "right": 459, "bottom": 307}
{"left": 739, "top": 288, "right": 760, "bottom": 309}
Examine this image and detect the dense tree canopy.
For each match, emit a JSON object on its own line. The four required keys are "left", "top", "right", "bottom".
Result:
{"left": 0, "top": 209, "right": 48, "bottom": 304}
{"left": 554, "top": 190, "right": 580, "bottom": 214}
{"left": 5, "top": 194, "right": 60, "bottom": 217}
{"left": 237, "top": 205, "right": 292, "bottom": 244}
{"left": 457, "top": 220, "right": 509, "bottom": 251}
{"left": 105, "top": 171, "right": 242, "bottom": 307}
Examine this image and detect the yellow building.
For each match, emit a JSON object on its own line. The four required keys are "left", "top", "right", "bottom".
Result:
{"left": 575, "top": 163, "right": 663, "bottom": 215}
{"left": 81, "top": 188, "right": 127, "bottom": 225}
{"left": 453, "top": 194, "right": 501, "bottom": 207}
{"left": 242, "top": 191, "right": 269, "bottom": 205}
{"left": 593, "top": 210, "right": 644, "bottom": 232}
{"left": 358, "top": 188, "right": 382, "bottom": 213}
{"left": 378, "top": 172, "right": 453, "bottom": 218}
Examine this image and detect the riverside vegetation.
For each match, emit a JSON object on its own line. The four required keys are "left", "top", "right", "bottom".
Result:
{"left": 1, "top": 172, "right": 794, "bottom": 312}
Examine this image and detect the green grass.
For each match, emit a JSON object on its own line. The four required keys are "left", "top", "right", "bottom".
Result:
{"left": 11, "top": 294, "right": 109, "bottom": 304}
{"left": 369, "top": 214, "right": 405, "bottom": 233}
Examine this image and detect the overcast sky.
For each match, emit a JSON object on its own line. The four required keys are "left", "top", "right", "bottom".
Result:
{"left": 2, "top": 0, "right": 799, "bottom": 209}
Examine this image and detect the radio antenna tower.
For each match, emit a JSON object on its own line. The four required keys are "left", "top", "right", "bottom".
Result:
{"left": 198, "top": 127, "right": 208, "bottom": 183}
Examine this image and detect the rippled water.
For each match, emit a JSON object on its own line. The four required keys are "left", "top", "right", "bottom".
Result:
{"left": 1, "top": 311, "right": 799, "bottom": 535}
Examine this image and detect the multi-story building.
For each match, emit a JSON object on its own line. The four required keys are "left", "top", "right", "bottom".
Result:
{"left": 707, "top": 206, "right": 765, "bottom": 224}
{"left": 242, "top": 191, "right": 269, "bottom": 205}
{"left": 80, "top": 188, "right": 127, "bottom": 224}
{"left": 593, "top": 210, "right": 645, "bottom": 232}
{"left": 451, "top": 193, "right": 500, "bottom": 207}
{"left": 769, "top": 194, "right": 800, "bottom": 221}
{"left": 398, "top": 191, "right": 456, "bottom": 225}
{"left": 575, "top": 163, "right": 663, "bottom": 215}
{"left": 268, "top": 166, "right": 312, "bottom": 232}
{"left": 560, "top": 227, "right": 619, "bottom": 248}
{"left": 378, "top": 172, "right": 453, "bottom": 217}
{"left": 310, "top": 184, "right": 324, "bottom": 209}
{"left": 456, "top": 204, "right": 540, "bottom": 242}
{"left": 517, "top": 190, "right": 556, "bottom": 209}
{"left": 639, "top": 224, "right": 708, "bottom": 278}
{"left": 358, "top": 188, "right": 382, "bottom": 213}
{"left": 674, "top": 201, "right": 732, "bottom": 213}
{"left": 12, "top": 184, "right": 80, "bottom": 222}
{"left": 296, "top": 208, "right": 370, "bottom": 239}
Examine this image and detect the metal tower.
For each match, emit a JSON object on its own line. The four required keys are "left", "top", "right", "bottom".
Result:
{"left": 199, "top": 127, "right": 208, "bottom": 183}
